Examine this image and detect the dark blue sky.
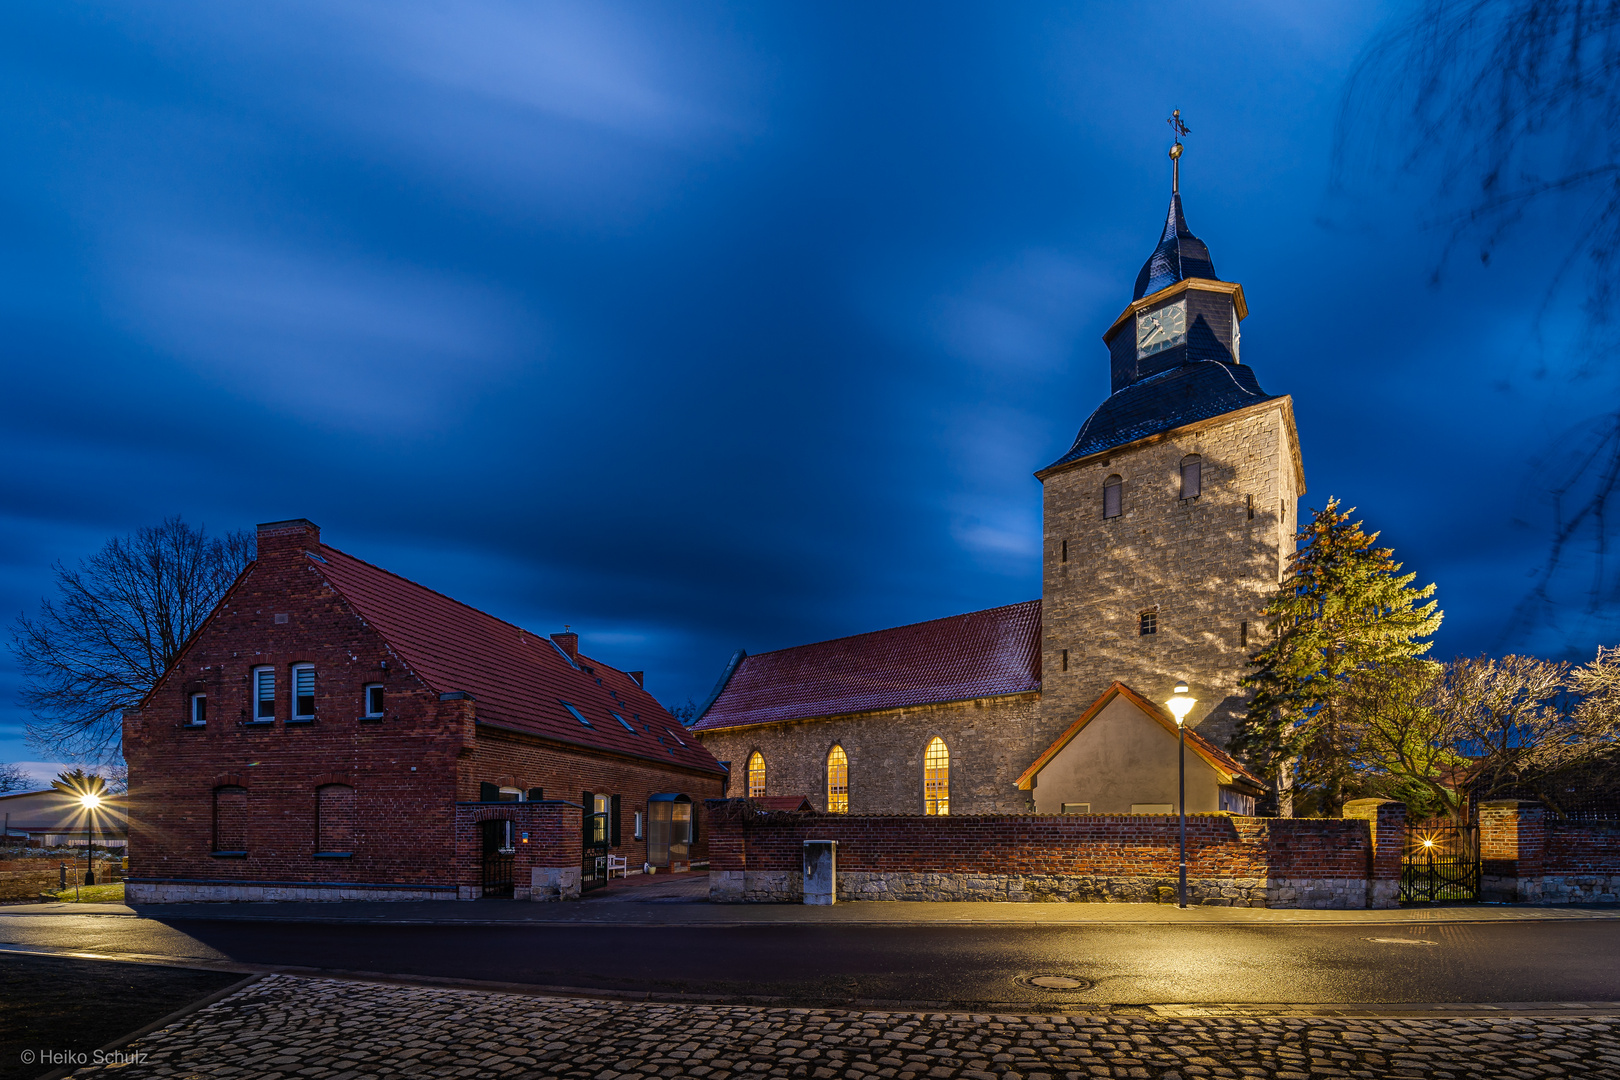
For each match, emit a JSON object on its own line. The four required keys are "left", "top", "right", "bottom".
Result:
{"left": 2, "top": 2, "right": 1609, "bottom": 778}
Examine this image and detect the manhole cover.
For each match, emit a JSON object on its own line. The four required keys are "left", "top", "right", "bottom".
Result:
{"left": 1015, "top": 974, "right": 1094, "bottom": 992}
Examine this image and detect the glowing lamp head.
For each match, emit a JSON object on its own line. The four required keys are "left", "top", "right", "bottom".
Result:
{"left": 1165, "top": 684, "right": 1196, "bottom": 727}
{"left": 79, "top": 792, "right": 102, "bottom": 810}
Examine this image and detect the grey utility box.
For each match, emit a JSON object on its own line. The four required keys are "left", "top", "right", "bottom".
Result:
{"left": 803, "top": 839, "right": 838, "bottom": 905}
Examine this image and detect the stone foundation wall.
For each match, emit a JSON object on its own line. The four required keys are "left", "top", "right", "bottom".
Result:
{"left": 1479, "top": 802, "right": 1620, "bottom": 904}
{"left": 126, "top": 880, "right": 456, "bottom": 902}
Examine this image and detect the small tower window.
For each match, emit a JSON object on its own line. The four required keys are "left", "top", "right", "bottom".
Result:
{"left": 826, "top": 745, "right": 849, "bottom": 814}
{"left": 747, "top": 752, "right": 766, "bottom": 799}
{"left": 1180, "top": 455, "right": 1202, "bottom": 500}
{"left": 1247, "top": 493, "right": 1254, "bottom": 520}
{"left": 1061, "top": 648, "right": 1069, "bottom": 672}
{"left": 1103, "top": 475, "right": 1122, "bottom": 519}
{"left": 1139, "top": 609, "right": 1158, "bottom": 636}
{"left": 1060, "top": 539, "right": 1068, "bottom": 563}
{"left": 1241, "top": 620, "right": 1249, "bottom": 648}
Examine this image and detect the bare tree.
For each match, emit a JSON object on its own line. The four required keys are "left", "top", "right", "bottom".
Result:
{"left": 8, "top": 517, "right": 254, "bottom": 763}
{"left": 1338, "top": 2, "right": 1620, "bottom": 647}
{"left": 1429, "top": 653, "right": 1576, "bottom": 809}
{"left": 0, "top": 762, "right": 30, "bottom": 794}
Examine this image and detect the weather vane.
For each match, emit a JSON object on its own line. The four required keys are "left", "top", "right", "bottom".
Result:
{"left": 1166, "top": 109, "right": 1190, "bottom": 195}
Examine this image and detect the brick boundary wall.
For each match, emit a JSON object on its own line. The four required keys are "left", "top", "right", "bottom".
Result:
{"left": 705, "top": 799, "right": 1406, "bottom": 909}
{"left": 453, "top": 801, "right": 583, "bottom": 901}
{"left": 1481, "top": 800, "right": 1620, "bottom": 904}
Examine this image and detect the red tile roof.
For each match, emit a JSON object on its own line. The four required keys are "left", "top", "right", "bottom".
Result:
{"left": 312, "top": 544, "right": 723, "bottom": 776}
{"left": 1015, "top": 681, "right": 1265, "bottom": 791}
{"left": 752, "top": 796, "right": 814, "bottom": 812}
{"left": 693, "top": 600, "right": 1041, "bottom": 732}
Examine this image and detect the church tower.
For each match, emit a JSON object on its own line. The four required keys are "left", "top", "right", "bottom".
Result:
{"left": 1036, "top": 145, "right": 1305, "bottom": 749}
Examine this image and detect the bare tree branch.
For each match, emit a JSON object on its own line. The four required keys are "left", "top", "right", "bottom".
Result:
{"left": 7, "top": 517, "right": 254, "bottom": 764}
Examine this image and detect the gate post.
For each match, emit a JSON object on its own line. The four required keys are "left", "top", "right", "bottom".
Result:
{"left": 1344, "top": 799, "right": 1405, "bottom": 909}
{"left": 1480, "top": 800, "right": 1545, "bottom": 904}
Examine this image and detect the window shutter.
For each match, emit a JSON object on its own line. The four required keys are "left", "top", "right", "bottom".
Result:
{"left": 527, "top": 787, "right": 544, "bottom": 802}
{"left": 610, "top": 794, "right": 622, "bottom": 846}
{"left": 479, "top": 781, "right": 500, "bottom": 802}
{"left": 582, "top": 791, "right": 594, "bottom": 840}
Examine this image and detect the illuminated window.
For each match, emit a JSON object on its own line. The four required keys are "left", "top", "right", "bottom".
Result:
{"left": 1180, "top": 455, "right": 1202, "bottom": 500}
{"left": 1140, "top": 609, "right": 1158, "bottom": 636}
{"left": 826, "top": 745, "right": 849, "bottom": 813}
{"left": 1103, "top": 475, "right": 1122, "bottom": 519}
{"left": 923, "top": 737, "right": 949, "bottom": 816}
{"left": 747, "top": 752, "right": 766, "bottom": 798}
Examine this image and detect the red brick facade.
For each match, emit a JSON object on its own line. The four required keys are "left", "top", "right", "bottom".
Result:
{"left": 1481, "top": 800, "right": 1620, "bottom": 904}
{"left": 123, "top": 520, "right": 725, "bottom": 902}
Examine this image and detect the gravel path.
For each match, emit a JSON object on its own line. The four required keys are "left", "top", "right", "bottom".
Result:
{"left": 60, "top": 974, "right": 1620, "bottom": 1080}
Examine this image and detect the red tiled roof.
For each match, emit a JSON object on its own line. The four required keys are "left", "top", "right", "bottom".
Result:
{"left": 312, "top": 545, "right": 723, "bottom": 776}
{"left": 752, "top": 796, "right": 814, "bottom": 812}
{"left": 693, "top": 600, "right": 1041, "bottom": 732}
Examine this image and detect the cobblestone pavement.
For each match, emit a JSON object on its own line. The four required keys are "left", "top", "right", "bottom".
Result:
{"left": 64, "top": 975, "right": 1620, "bottom": 1080}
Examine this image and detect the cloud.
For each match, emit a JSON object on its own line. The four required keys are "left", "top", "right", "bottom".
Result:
{"left": 112, "top": 236, "right": 534, "bottom": 430}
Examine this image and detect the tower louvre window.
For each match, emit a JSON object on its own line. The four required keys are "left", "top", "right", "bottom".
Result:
{"left": 1180, "top": 455, "right": 1202, "bottom": 500}
{"left": 1139, "top": 609, "right": 1158, "bottom": 636}
{"left": 1103, "top": 475, "right": 1122, "bottom": 519}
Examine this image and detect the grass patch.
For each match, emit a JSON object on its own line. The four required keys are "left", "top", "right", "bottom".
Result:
{"left": 0, "top": 954, "right": 243, "bottom": 1080}
{"left": 50, "top": 881, "right": 125, "bottom": 904}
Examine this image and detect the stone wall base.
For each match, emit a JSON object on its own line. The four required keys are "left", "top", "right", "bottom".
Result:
{"left": 709, "top": 870, "right": 1383, "bottom": 908}
{"left": 530, "top": 866, "right": 582, "bottom": 901}
{"left": 126, "top": 881, "right": 456, "bottom": 903}
{"left": 1484, "top": 874, "right": 1620, "bottom": 905}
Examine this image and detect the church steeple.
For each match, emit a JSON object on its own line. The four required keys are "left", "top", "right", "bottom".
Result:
{"left": 1132, "top": 193, "right": 1218, "bottom": 301}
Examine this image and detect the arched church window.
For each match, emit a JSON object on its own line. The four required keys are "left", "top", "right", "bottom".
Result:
{"left": 747, "top": 752, "right": 766, "bottom": 799}
{"left": 1180, "top": 455, "right": 1202, "bottom": 500}
{"left": 826, "top": 745, "right": 849, "bottom": 813}
{"left": 1103, "top": 475, "right": 1122, "bottom": 519}
{"left": 923, "top": 737, "right": 949, "bottom": 816}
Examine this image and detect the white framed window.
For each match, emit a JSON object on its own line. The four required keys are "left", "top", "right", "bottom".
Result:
{"left": 253, "top": 666, "right": 275, "bottom": 721}
{"left": 188, "top": 693, "right": 207, "bottom": 726}
{"left": 364, "top": 684, "right": 385, "bottom": 718}
{"left": 634, "top": 811, "right": 644, "bottom": 840}
{"left": 497, "top": 787, "right": 524, "bottom": 802}
{"left": 291, "top": 663, "right": 315, "bottom": 720}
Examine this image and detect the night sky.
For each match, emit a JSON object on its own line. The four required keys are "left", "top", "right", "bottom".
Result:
{"left": 1, "top": 2, "right": 1608, "bottom": 780}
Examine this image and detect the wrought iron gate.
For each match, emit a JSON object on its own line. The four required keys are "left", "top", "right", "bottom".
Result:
{"left": 1400, "top": 822, "right": 1479, "bottom": 903}
{"left": 582, "top": 808, "right": 609, "bottom": 892}
{"left": 481, "top": 819, "right": 515, "bottom": 899}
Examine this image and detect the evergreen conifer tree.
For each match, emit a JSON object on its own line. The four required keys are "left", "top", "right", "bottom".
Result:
{"left": 1233, "top": 499, "right": 1443, "bottom": 816}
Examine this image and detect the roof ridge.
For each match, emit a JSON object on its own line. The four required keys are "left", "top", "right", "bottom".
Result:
{"left": 316, "top": 542, "right": 562, "bottom": 655}
{"left": 742, "top": 598, "right": 1040, "bottom": 660}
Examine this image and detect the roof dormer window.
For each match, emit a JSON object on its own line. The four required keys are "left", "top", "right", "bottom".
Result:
{"left": 560, "top": 701, "right": 591, "bottom": 727}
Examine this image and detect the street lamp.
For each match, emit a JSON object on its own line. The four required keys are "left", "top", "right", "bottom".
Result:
{"left": 1165, "top": 683, "right": 1197, "bottom": 909}
{"left": 78, "top": 791, "right": 101, "bottom": 886}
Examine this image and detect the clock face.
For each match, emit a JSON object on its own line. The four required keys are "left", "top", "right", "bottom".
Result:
{"left": 1136, "top": 300, "right": 1187, "bottom": 359}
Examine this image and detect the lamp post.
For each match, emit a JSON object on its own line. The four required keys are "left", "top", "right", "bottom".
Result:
{"left": 1165, "top": 684, "right": 1197, "bottom": 909}
{"left": 79, "top": 791, "right": 101, "bottom": 886}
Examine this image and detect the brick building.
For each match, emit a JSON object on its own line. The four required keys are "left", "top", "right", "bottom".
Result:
{"left": 124, "top": 519, "right": 726, "bottom": 902}
{"left": 694, "top": 182, "right": 1302, "bottom": 813}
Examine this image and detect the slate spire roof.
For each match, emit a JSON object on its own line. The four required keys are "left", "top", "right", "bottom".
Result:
{"left": 1042, "top": 189, "right": 1279, "bottom": 473}
{"left": 1132, "top": 192, "right": 1218, "bottom": 301}
{"left": 693, "top": 600, "right": 1041, "bottom": 732}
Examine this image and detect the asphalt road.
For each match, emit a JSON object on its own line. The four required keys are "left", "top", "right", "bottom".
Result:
{"left": 3, "top": 912, "right": 1620, "bottom": 1007}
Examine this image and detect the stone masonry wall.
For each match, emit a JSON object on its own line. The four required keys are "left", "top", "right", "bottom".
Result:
{"left": 1038, "top": 400, "right": 1302, "bottom": 752}
{"left": 695, "top": 693, "right": 1042, "bottom": 815}
{"left": 706, "top": 800, "right": 1400, "bottom": 908}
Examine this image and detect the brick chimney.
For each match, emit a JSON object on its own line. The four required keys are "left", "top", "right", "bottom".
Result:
{"left": 628, "top": 671, "right": 644, "bottom": 688}
{"left": 256, "top": 519, "right": 321, "bottom": 561}
{"left": 551, "top": 630, "right": 579, "bottom": 661}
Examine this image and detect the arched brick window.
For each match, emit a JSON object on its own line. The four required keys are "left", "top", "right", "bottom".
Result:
{"left": 747, "top": 752, "right": 766, "bottom": 799}
{"left": 826, "top": 745, "right": 849, "bottom": 814}
{"left": 213, "top": 786, "right": 247, "bottom": 853}
{"left": 1180, "top": 454, "right": 1202, "bottom": 500}
{"left": 923, "top": 737, "right": 949, "bottom": 816}
{"left": 317, "top": 784, "right": 356, "bottom": 854}
{"left": 1103, "top": 474, "right": 1122, "bottom": 519}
